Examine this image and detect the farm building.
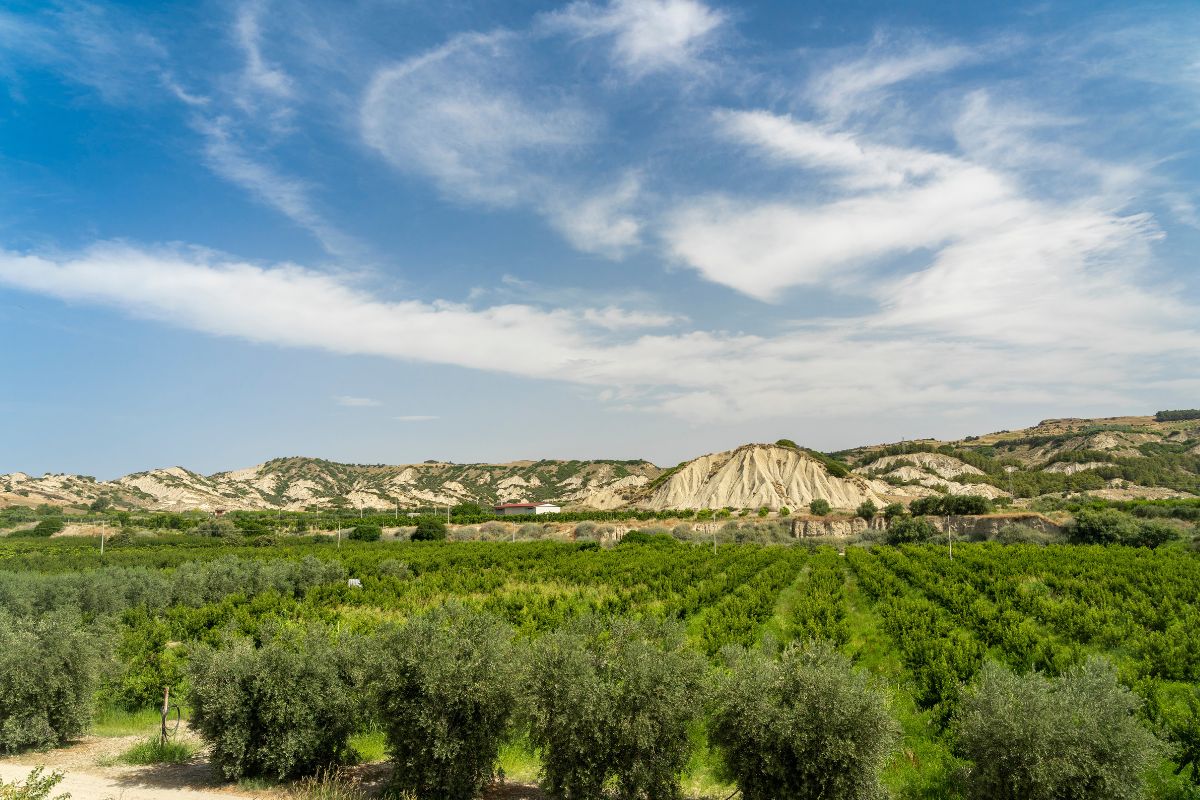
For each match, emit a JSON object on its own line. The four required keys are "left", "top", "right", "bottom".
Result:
{"left": 494, "top": 502, "right": 561, "bottom": 516}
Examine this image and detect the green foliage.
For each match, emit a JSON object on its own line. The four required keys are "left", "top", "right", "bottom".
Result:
{"left": 348, "top": 523, "right": 381, "bottom": 542}
{"left": 775, "top": 439, "right": 800, "bottom": 449}
{"left": 371, "top": 605, "right": 519, "bottom": 800}
{"left": 620, "top": 530, "right": 677, "bottom": 547}
{"left": 10, "top": 518, "right": 65, "bottom": 538}
{"left": 778, "top": 507, "right": 791, "bottom": 517}
{"left": 886, "top": 516, "right": 938, "bottom": 545}
{"left": 119, "top": 736, "right": 199, "bottom": 764}
{"left": 526, "top": 616, "right": 706, "bottom": 800}
{"left": 809, "top": 499, "right": 831, "bottom": 516}
{"left": 855, "top": 500, "right": 878, "bottom": 520}
{"left": 954, "top": 658, "right": 1161, "bottom": 800}
{"left": 410, "top": 519, "right": 447, "bottom": 541}
{"left": 908, "top": 495, "right": 992, "bottom": 516}
{"left": 757, "top": 507, "right": 769, "bottom": 518}
{"left": 0, "top": 768, "right": 69, "bottom": 800}
{"left": 193, "top": 518, "right": 238, "bottom": 538}
{"left": 1070, "top": 509, "right": 1179, "bottom": 548}
{"left": 186, "top": 626, "right": 362, "bottom": 780}
{"left": 1156, "top": 409, "right": 1200, "bottom": 421}
{"left": 710, "top": 640, "right": 899, "bottom": 800}
{"left": 0, "top": 611, "right": 102, "bottom": 753}
{"left": 881, "top": 502, "right": 907, "bottom": 521}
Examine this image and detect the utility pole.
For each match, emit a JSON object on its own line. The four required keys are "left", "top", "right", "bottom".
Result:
{"left": 446, "top": 505, "right": 450, "bottom": 524}
{"left": 946, "top": 514, "right": 953, "bottom": 560}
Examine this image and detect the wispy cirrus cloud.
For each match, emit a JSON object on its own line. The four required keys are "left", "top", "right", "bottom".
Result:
{"left": 543, "top": 0, "right": 725, "bottom": 77}
{"left": 360, "top": 31, "right": 643, "bottom": 257}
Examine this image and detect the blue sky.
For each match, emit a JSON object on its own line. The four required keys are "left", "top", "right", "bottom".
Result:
{"left": 1, "top": 0, "right": 1198, "bottom": 478}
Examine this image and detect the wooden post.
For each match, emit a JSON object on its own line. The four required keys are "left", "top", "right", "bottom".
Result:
{"left": 160, "top": 686, "right": 171, "bottom": 746}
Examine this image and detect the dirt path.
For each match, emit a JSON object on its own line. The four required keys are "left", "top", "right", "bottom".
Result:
{"left": 0, "top": 760, "right": 265, "bottom": 799}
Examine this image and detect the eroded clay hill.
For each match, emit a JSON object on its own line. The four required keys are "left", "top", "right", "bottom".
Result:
{"left": 638, "top": 444, "right": 888, "bottom": 511}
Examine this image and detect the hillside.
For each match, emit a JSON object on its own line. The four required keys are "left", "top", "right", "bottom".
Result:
{"left": 3, "top": 413, "right": 1198, "bottom": 512}
{"left": 0, "top": 457, "right": 660, "bottom": 512}
{"left": 638, "top": 444, "right": 890, "bottom": 510}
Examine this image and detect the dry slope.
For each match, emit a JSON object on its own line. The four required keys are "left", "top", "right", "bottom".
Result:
{"left": 639, "top": 444, "right": 887, "bottom": 510}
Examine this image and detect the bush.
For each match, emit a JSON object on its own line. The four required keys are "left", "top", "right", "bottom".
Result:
{"left": 0, "top": 611, "right": 102, "bottom": 753}
{"left": 776, "top": 439, "right": 800, "bottom": 449}
{"left": 886, "top": 516, "right": 938, "bottom": 545}
{"left": 856, "top": 500, "right": 878, "bottom": 521}
{"left": 909, "top": 495, "right": 993, "bottom": 516}
{"left": 991, "top": 524, "right": 1059, "bottom": 546}
{"left": 882, "top": 502, "right": 907, "bottom": 521}
{"left": 526, "top": 617, "right": 706, "bottom": 800}
{"left": 376, "top": 559, "right": 412, "bottom": 580}
{"left": 1069, "top": 510, "right": 1178, "bottom": 548}
{"left": 193, "top": 518, "right": 238, "bottom": 538}
{"left": 187, "top": 626, "right": 362, "bottom": 780}
{"left": 778, "top": 507, "right": 791, "bottom": 517}
{"left": 0, "top": 767, "right": 68, "bottom": 800}
{"left": 710, "top": 640, "right": 899, "bottom": 800}
{"left": 757, "top": 507, "right": 769, "bottom": 517}
{"left": 31, "top": 518, "right": 64, "bottom": 537}
{"left": 954, "top": 658, "right": 1161, "bottom": 800}
{"left": 410, "top": 519, "right": 447, "bottom": 541}
{"left": 371, "top": 605, "right": 520, "bottom": 800}
{"left": 809, "top": 499, "right": 831, "bottom": 516}
{"left": 349, "top": 523, "right": 381, "bottom": 542}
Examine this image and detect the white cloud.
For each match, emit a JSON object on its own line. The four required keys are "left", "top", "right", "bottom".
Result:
{"left": 361, "top": 32, "right": 642, "bottom": 256}
{"left": 335, "top": 396, "right": 381, "bottom": 407}
{"left": 581, "top": 305, "right": 680, "bottom": 330}
{"left": 232, "top": 0, "right": 293, "bottom": 109}
{"left": 0, "top": 239, "right": 1194, "bottom": 426}
{"left": 361, "top": 32, "right": 590, "bottom": 207}
{"left": 198, "top": 117, "right": 359, "bottom": 257}
{"left": 808, "top": 38, "right": 976, "bottom": 120}
{"left": 545, "top": 0, "right": 725, "bottom": 77}
{"left": 394, "top": 415, "right": 439, "bottom": 422}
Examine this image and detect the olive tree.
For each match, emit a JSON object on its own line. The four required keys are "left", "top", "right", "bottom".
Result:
{"left": 525, "top": 616, "right": 706, "bottom": 800}
{"left": 809, "top": 499, "right": 831, "bottom": 516}
{"left": 954, "top": 657, "right": 1162, "bottom": 800}
{"left": 709, "top": 640, "right": 899, "bottom": 800}
{"left": 0, "top": 611, "right": 104, "bottom": 753}
{"left": 371, "top": 605, "right": 520, "bottom": 800}
{"left": 187, "top": 626, "right": 363, "bottom": 780}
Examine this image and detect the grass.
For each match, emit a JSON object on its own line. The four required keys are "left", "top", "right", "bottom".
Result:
{"left": 92, "top": 706, "right": 166, "bottom": 737}
{"left": 286, "top": 771, "right": 370, "bottom": 800}
{"left": 118, "top": 736, "right": 199, "bottom": 765}
{"left": 348, "top": 729, "right": 386, "bottom": 763}
{"left": 495, "top": 735, "right": 540, "bottom": 784}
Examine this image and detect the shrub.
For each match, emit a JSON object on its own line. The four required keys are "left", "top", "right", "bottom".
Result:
{"left": 526, "top": 617, "right": 706, "bottom": 800}
{"left": 882, "top": 502, "right": 907, "bottom": 521}
{"left": 0, "top": 767, "right": 68, "bottom": 800}
{"left": 757, "top": 507, "right": 769, "bottom": 517}
{"left": 909, "top": 495, "right": 993, "bottom": 516}
{"left": 809, "top": 499, "right": 831, "bottom": 516}
{"left": 776, "top": 439, "right": 800, "bottom": 449}
{"left": 187, "top": 626, "right": 362, "bottom": 780}
{"left": 1125, "top": 519, "right": 1178, "bottom": 549}
{"left": 371, "top": 605, "right": 520, "bottom": 800}
{"left": 954, "top": 658, "right": 1161, "bottom": 800}
{"left": 886, "top": 516, "right": 938, "bottom": 545}
{"left": 991, "top": 524, "right": 1059, "bottom": 546}
{"left": 410, "top": 519, "right": 447, "bottom": 541}
{"left": 0, "top": 611, "right": 102, "bottom": 753}
{"left": 710, "top": 640, "right": 900, "bottom": 800}
{"left": 1070, "top": 510, "right": 1178, "bottom": 548}
{"left": 778, "top": 507, "right": 791, "bottom": 517}
{"left": 349, "top": 523, "right": 381, "bottom": 542}
{"left": 193, "top": 518, "right": 238, "bottom": 538}
{"left": 31, "top": 518, "right": 64, "bottom": 537}
{"left": 856, "top": 500, "right": 878, "bottom": 521}
{"left": 376, "top": 559, "right": 412, "bottom": 580}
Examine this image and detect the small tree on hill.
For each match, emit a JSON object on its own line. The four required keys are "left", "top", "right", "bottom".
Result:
{"left": 954, "top": 657, "right": 1161, "bottom": 800}
{"left": 710, "top": 640, "right": 900, "bottom": 800}
{"left": 856, "top": 500, "right": 878, "bottom": 521}
{"left": 886, "top": 516, "right": 938, "bottom": 545}
{"left": 882, "top": 502, "right": 907, "bottom": 521}
{"left": 410, "top": 518, "right": 446, "bottom": 541}
{"left": 349, "top": 523, "right": 381, "bottom": 542}
{"left": 809, "top": 499, "right": 831, "bottom": 516}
